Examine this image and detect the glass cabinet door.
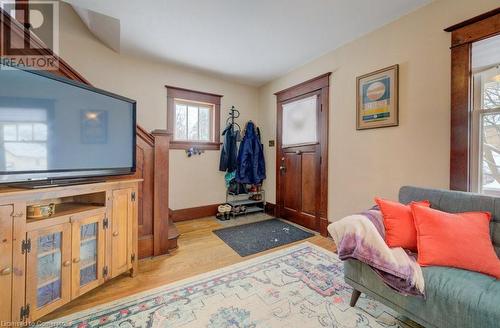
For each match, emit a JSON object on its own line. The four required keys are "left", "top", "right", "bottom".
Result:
{"left": 26, "top": 223, "right": 71, "bottom": 321}
{"left": 71, "top": 213, "right": 105, "bottom": 298}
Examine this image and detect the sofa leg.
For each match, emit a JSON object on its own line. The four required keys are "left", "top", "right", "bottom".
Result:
{"left": 349, "top": 289, "right": 361, "bottom": 307}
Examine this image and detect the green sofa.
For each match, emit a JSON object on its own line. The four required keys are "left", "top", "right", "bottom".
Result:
{"left": 344, "top": 186, "right": 500, "bottom": 328}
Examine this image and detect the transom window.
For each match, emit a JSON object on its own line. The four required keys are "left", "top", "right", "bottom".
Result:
{"left": 166, "top": 86, "right": 222, "bottom": 150}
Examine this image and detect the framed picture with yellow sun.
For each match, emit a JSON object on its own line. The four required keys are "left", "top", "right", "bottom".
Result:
{"left": 356, "top": 64, "right": 399, "bottom": 130}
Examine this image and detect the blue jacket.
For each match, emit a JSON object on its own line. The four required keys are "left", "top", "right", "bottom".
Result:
{"left": 236, "top": 121, "right": 266, "bottom": 184}
{"left": 219, "top": 124, "right": 239, "bottom": 172}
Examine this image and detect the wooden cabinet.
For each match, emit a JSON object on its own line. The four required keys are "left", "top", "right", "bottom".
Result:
{"left": 0, "top": 179, "right": 139, "bottom": 324}
{"left": 0, "top": 205, "right": 14, "bottom": 323}
{"left": 110, "top": 188, "right": 134, "bottom": 278}
{"left": 25, "top": 222, "right": 72, "bottom": 321}
{"left": 71, "top": 212, "right": 106, "bottom": 299}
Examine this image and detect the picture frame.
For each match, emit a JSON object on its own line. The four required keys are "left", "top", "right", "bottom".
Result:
{"left": 356, "top": 64, "right": 399, "bottom": 130}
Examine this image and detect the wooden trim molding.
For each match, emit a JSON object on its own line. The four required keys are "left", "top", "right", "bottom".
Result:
{"left": 169, "top": 141, "right": 221, "bottom": 151}
{"left": 446, "top": 8, "right": 500, "bottom": 191}
{"left": 444, "top": 7, "right": 500, "bottom": 33}
{"left": 275, "top": 72, "right": 331, "bottom": 102}
{"left": 264, "top": 202, "right": 277, "bottom": 217}
{"left": 166, "top": 85, "right": 222, "bottom": 150}
{"left": 170, "top": 204, "right": 220, "bottom": 222}
{"left": 165, "top": 85, "right": 223, "bottom": 103}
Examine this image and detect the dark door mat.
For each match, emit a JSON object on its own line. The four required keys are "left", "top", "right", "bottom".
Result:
{"left": 213, "top": 219, "right": 315, "bottom": 257}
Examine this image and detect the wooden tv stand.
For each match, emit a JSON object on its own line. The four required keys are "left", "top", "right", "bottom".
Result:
{"left": 0, "top": 179, "right": 140, "bottom": 324}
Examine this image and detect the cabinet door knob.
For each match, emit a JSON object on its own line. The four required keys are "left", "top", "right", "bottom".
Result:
{"left": 73, "top": 258, "right": 80, "bottom": 264}
{"left": 113, "top": 231, "right": 119, "bottom": 237}
{"left": 63, "top": 260, "right": 71, "bottom": 267}
{"left": 11, "top": 212, "right": 24, "bottom": 218}
{"left": 0, "top": 267, "right": 11, "bottom": 275}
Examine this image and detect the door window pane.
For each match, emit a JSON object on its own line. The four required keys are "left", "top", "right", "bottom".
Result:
{"left": 80, "top": 223, "right": 98, "bottom": 287}
{"left": 282, "top": 95, "right": 318, "bottom": 147}
{"left": 37, "top": 232, "right": 62, "bottom": 307}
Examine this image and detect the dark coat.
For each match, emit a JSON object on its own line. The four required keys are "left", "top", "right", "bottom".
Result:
{"left": 219, "top": 124, "right": 238, "bottom": 172}
{"left": 236, "top": 121, "right": 266, "bottom": 184}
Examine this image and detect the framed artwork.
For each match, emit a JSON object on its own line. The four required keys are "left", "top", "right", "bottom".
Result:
{"left": 356, "top": 64, "right": 399, "bottom": 130}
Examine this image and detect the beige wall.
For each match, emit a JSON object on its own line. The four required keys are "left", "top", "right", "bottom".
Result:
{"left": 58, "top": 3, "right": 260, "bottom": 210}
{"left": 258, "top": 0, "right": 500, "bottom": 222}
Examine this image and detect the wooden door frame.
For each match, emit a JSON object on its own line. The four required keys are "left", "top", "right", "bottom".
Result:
{"left": 445, "top": 8, "right": 500, "bottom": 191}
{"left": 274, "top": 73, "right": 331, "bottom": 236}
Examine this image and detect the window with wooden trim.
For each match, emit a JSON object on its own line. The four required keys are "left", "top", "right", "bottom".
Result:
{"left": 166, "top": 86, "right": 222, "bottom": 150}
{"left": 446, "top": 8, "right": 500, "bottom": 192}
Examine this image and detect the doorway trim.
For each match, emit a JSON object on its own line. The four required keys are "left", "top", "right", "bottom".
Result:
{"left": 274, "top": 72, "right": 331, "bottom": 236}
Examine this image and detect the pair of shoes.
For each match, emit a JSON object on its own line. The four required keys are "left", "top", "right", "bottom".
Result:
{"left": 218, "top": 204, "right": 232, "bottom": 213}
{"left": 232, "top": 205, "right": 247, "bottom": 214}
{"left": 218, "top": 204, "right": 232, "bottom": 220}
{"left": 250, "top": 194, "right": 262, "bottom": 201}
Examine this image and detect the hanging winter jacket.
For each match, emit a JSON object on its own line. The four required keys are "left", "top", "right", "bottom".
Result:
{"left": 219, "top": 124, "right": 238, "bottom": 172}
{"left": 236, "top": 121, "right": 266, "bottom": 184}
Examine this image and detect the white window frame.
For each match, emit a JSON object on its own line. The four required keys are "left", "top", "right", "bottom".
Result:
{"left": 172, "top": 98, "right": 215, "bottom": 143}
{"left": 471, "top": 65, "right": 500, "bottom": 195}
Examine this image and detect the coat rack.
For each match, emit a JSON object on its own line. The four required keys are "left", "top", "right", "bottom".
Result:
{"left": 226, "top": 106, "right": 241, "bottom": 132}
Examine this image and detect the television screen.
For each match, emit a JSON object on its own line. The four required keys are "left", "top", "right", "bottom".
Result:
{"left": 0, "top": 63, "right": 136, "bottom": 183}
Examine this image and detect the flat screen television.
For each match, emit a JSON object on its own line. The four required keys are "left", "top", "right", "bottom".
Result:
{"left": 0, "top": 63, "right": 136, "bottom": 185}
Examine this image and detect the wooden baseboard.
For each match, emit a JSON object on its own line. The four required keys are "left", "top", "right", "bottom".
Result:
{"left": 171, "top": 204, "right": 220, "bottom": 222}
{"left": 265, "top": 202, "right": 277, "bottom": 216}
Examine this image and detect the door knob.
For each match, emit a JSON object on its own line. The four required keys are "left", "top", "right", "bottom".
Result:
{"left": 63, "top": 260, "right": 71, "bottom": 267}
{"left": 73, "top": 258, "right": 80, "bottom": 264}
{"left": 280, "top": 157, "right": 286, "bottom": 174}
{"left": 113, "top": 231, "right": 119, "bottom": 237}
{"left": 0, "top": 267, "right": 11, "bottom": 275}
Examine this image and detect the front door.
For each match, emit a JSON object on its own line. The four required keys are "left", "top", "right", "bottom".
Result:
{"left": 276, "top": 74, "right": 330, "bottom": 235}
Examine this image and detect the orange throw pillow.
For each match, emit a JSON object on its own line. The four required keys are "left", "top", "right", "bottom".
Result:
{"left": 411, "top": 204, "right": 500, "bottom": 279}
{"left": 375, "top": 198, "right": 430, "bottom": 252}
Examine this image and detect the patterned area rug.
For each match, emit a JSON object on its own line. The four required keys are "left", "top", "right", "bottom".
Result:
{"left": 47, "top": 243, "right": 415, "bottom": 328}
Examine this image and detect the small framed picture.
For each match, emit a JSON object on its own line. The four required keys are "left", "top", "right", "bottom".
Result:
{"left": 356, "top": 64, "right": 399, "bottom": 130}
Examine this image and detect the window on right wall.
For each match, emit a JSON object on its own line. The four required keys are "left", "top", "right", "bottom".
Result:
{"left": 471, "top": 35, "right": 500, "bottom": 195}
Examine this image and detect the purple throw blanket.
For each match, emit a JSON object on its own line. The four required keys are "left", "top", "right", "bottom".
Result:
{"left": 328, "top": 208, "right": 425, "bottom": 296}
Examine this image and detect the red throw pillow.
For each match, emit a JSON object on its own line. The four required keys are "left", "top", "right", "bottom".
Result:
{"left": 411, "top": 204, "right": 500, "bottom": 279}
{"left": 375, "top": 197, "right": 430, "bottom": 252}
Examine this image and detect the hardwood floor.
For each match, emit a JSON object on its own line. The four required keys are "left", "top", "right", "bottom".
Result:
{"left": 42, "top": 215, "right": 336, "bottom": 322}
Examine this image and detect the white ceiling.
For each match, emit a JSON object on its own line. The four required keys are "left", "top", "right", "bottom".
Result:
{"left": 64, "top": 0, "right": 432, "bottom": 86}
